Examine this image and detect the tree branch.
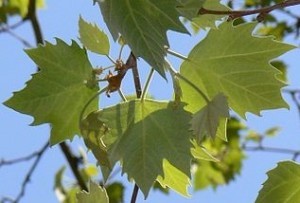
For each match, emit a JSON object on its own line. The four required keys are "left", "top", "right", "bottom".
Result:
{"left": 130, "top": 184, "right": 139, "bottom": 203}
{"left": 59, "top": 142, "right": 88, "bottom": 191}
{"left": 198, "top": 0, "right": 300, "bottom": 20}
{"left": 0, "top": 142, "right": 49, "bottom": 203}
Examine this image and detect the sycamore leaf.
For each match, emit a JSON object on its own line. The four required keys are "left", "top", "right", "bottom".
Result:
{"left": 79, "top": 16, "right": 110, "bottom": 55}
{"left": 177, "top": 0, "right": 205, "bottom": 20}
{"left": 190, "top": 93, "right": 229, "bottom": 142}
{"left": 96, "top": 100, "right": 192, "bottom": 197}
{"left": 180, "top": 22, "right": 295, "bottom": 118}
{"left": 157, "top": 160, "right": 191, "bottom": 197}
{"left": 191, "top": 140, "right": 219, "bottom": 162}
{"left": 256, "top": 161, "right": 300, "bottom": 203}
{"left": 193, "top": 117, "right": 245, "bottom": 190}
{"left": 191, "top": 0, "right": 229, "bottom": 31}
{"left": 4, "top": 39, "right": 99, "bottom": 145}
{"left": 76, "top": 182, "right": 108, "bottom": 203}
{"left": 106, "top": 182, "right": 124, "bottom": 203}
{"left": 95, "top": 0, "right": 188, "bottom": 78}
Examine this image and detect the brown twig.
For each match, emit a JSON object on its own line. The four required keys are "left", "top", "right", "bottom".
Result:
{"left": 126, "top": 52, "right": 142, "bottom": 98}
{"left": 198, "top": 0, "right": 300, "bottom": 20}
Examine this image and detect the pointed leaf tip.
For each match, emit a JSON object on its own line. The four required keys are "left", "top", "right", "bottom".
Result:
{"left": 4, "top": 39, "right": 99, "bottom": 145}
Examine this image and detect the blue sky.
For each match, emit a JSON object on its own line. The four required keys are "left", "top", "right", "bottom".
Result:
{"left": 1, "top": 1, "right": 300, "bottom": 202}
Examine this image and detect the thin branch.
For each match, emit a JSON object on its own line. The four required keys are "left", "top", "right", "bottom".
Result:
{"left": 26, "top": 0, "right": 43, "bottom": 44}
{"left": 198, "top": 0, "right": 300, "bottom": 20}
{"left": 243, "top": 144, "right": 300, "bottom": 161}
{"left": 141, "top": 68, "right": 154, "bottom": 102}
{"left": 0, "top": 142, "right": 49, "bottom": 203}
{"left": 59, "top": 143, "right": 88, "bottom": 191}
{"left": 0, "top": 21, "right": 25, "bottom": 33}
{"left": 130, "top": 184, "right": 139, "bottom": 203}
{"left": 0, "top": 143, "right": 48, "bottom": 168}
{"left": 3, "top": 28, "right": 32, "bottom": 47}
{"left": 126, "top": 52, "right": 142, "bottom": 98}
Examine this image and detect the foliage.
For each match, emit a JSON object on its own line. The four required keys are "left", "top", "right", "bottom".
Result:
{"left": 2, "top": 0, "right": 300, "bottom": 202}
{"left": 256, "top": 161, "right": 300, "bottom": 203}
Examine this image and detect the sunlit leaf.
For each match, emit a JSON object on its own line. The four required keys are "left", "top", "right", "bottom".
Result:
{"left": 79, "top": 16, "right": 110, "bottom": 55}
{"left": 191, "top": 140, "right": 219, "bottom": 162}
{"left": 157, "top": 160, "right": 191, "bottom": 197}
{"left": 76, "top": 182, "right": 108, "bottom": 203}
{"left": 180, "top": 22, "right": 295, "bottom": 118}
{"left": 256, "top": 161, "right": 300, "bottom": 203}
{"left": 96, "top": 100, "right": 193, "bottom": 197}
{"left": 190, "top": 93, "right": 229, "bottom": 142}
{"left": 4, "top": 39, "right": 99, "bottom": 145}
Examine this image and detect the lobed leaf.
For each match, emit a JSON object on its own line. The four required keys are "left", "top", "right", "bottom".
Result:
{"left": 157, "top": 160, "right": 191, "bottom": 197}
{"left": 95, "top": 0, "right": 188, "bottom": 78}
{"left": 96, "top": 99, "right": 193, "bottom": 197}
{"left": 76, "top": 182, "right": 109, "bottom": 203}
{"left": 190, "top": 93, "right": 229, "bottom": 142}
{"left": 4, "top": 39, "right": 99, "bottom": 145}
{"left": 180, "top": 22, "right": 295, "bottom": 118}
{"left": 79, "top": 16, "right": 110, "bottom": 55}
{"left": 256, "top": 161, "right": 300, "bottom": 203}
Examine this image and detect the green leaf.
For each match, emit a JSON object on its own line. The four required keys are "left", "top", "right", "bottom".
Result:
{"left": 54, "top": 166, "right": 66, "bottom": 192}
{"left": 193, "top": 117, "right": 245, "bottom": 190}
{"left": 95, "top": 0, "right": 188, "bottom": 78}
{"left": 191, "top": 0, "right": 229, "bottom": 31}
{"left": 4, "top": 39, "right": 99, "bottom": 145}
{"left": 265, "top": 127, "right": 280, "bottom": 137}
{"left": 78, "top": 16, "right": 110, "bottom": 55}
{"left": 191, "top": 140, "right": 219, "bottom": 162}
{"left": 106, "top": 182, "right": 124, "bottom": 203}
{"left": 157, "top": 160, "right": 191, "bottom": 197}
{"left": 97, "top": 100, "right": 192, "bottom": 197}
{"left": 177, "top": 0, "right": 205, "bottom": 20}
{"left": 271, "top": 60, "right": 288, "bottom": 82}
{"left": 256, "top": 161, "right": 300, "bottom": 203}
{"left": 180, "top": 22, "right": 295, "bottom": 118}
{"left": 81, "top": 111, "right": 112, "bottom": 168}
{"left": 190, "top": 93, "right": 229, "bottom": 142}
{"left": 76, "top": 182, "right": 109, "bottom": 203}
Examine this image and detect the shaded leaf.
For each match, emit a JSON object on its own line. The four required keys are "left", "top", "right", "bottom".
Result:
{"left": 190, "top": 93, "right": 229, "bottom": 142}
{"left": 95, "top": 0, "right": 188, "bottom": 78}
{"left": 79, "top": 16, "right": 110, "bottom": 55}
{"left": 4, "top": 39, "right": 99, "bottom": 145}
{"left": 180, "top": 22, "right": 295, "bottom": 118}
{"left": 271, "top": 60, "right": 287, "bottom": 82}
{"left": 106, "top": 182, "right": 124, "bottom": 203}
{"left": 256, "top": 161, "right": 300, "bottom": 203}
{"left": 76, "top": 182, "right": 108, "bottom": 203}
{"left": 193, "top": 117, "right": 245, "bottom": 190}
{"left": 97, "top": 100, "right": 192, "bottom": 197}
{"left": 177, "top": 0, "right": 205, "bottom": 20}
{"left": 157, "top": 160, "right": 191, "bottom": 197}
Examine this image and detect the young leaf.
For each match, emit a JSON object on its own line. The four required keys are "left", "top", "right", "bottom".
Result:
{"left": 76, "top": 182, "right": 109, "bottom": 203}
{"left": 190, "top": 93, "right": 229, "bottom": 142}
{"left": 191, "top": 140, "right": 219, "bottom": 162}
{"left": 95, "top": 0, "right": 188, "bottom": 78}
{"left": 79, "top": 16, "right": 110, "bottom": 55}
{"left": 180, "top": 22, "right": 295, "bottom": 118}
{"left": 157, "top": 160, "right": 191, "bottom": 197}
{"left": 256, "top": 161, "right": 300, "bottom": 203}
{"left": 4, "top": 39, "right": 99, "bottom": 145}
{"left": 97, "top": 100, "right": 193, "bottom": 197}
